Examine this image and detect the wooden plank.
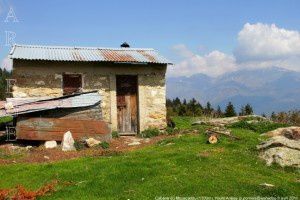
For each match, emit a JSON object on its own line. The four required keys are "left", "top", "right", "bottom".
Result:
{"left": 16, "top": 117, "right": 110, "bottom": 141}
{"left": 125, "top": 95, "right": 131, "bottom": 132}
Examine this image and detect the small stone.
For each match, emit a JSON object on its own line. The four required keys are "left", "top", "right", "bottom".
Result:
{"left": 62, "top": 131, "right": 76, "bottom": 151}
{"left": 128, "top": 141, "right": 141, "bottom": 146}
{"left": 25, "top": 146, "right": 33, "bottom": 151}
{"left": 144, "top": 138, "right": 151, "bottom": 143}
{"left": 44, "top": 156, "right": 50, "bottom": 160}
{"left": 45, "top": 141, "right": 57, "bottom": 149}
{"left": 259, "top": 183, "right": 275, "bottom": 188}
{"left": 85, "top": 138, "right": 101, "bottom": 147}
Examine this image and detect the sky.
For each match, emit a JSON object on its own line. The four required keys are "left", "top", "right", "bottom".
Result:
{"left": 0, "top": 0, "right": 300, "bottom": 77}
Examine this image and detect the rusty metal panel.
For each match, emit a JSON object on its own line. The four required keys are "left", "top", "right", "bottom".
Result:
{"left": 9, "top": 44, "right": 172, "bottom": 64}
{"left": 16, "top": 117, "right": 111, "bottom": 141}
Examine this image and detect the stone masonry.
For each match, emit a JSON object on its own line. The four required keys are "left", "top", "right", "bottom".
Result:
{"left": 12, "top": 60, "right": 167, "bottom": 132}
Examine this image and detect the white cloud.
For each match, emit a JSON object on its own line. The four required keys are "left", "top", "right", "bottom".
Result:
{"left": 169, "top": 23, "right": 300, "bottom": 77}
{"left": 235, "top": 23, "right": 300, "bottom": 62}
{"left": 168, "top": 44, "right": 237, "bottom": 77}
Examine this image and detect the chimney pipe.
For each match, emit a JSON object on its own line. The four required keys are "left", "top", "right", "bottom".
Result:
{"left": 120, "top": 42, "right": 130, "bottom": 48}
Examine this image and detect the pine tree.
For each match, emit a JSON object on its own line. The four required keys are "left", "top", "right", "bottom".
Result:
{"left": 244, "top": 103, "right": 253, "bottom": 115}
{"left": 239, "top": 106, "right": 246, "bottom": 116}
{"left": 224, "top": 102, "right": 236, "bottom": 117}
{"left": 204, "top": 101, "right": 213, "bottom": 116}
{"left": 271, "top": 112, "right": 276, "bottom": 121}
{"left": 173, "top": 97, "right": 181, "bottom": 107}
{"left": 0, "top": 68, "right": 11, "bottom": 100}
{"left": 178, "top": 104, "right": 187, "bottom": 116}
{"left": 216, "top": 105, "right": 223, "bottom": 117}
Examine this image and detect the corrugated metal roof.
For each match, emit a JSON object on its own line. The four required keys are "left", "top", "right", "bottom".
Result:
{"left": 0, "top": 91, "right": 101, "bottom": 116}
{"left": 9, "top": 44, "right": 172, "bottom": 64}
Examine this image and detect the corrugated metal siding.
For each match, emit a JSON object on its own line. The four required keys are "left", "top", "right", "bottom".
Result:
{"left": 9, "top": 44, "right": 172, "bottom": 64}
{"left": 1, "top": 91, "right": 101, "bottom": 116}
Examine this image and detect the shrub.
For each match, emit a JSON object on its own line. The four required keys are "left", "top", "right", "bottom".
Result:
{"left": 0, "top": 116, "right": 13, "bottom": 124}
{"left": 100, "top": 141, "right": 110, "bottom": 149}
{"left": 165, "top": 127, "right": 177, "bottom": 135}
{"left": 74, "top": 141, "right": 85, "bottom": 150}
{"left": 112, "top": 131, "right": 119, "bottom": 138}
{"left": 140, "top": 128, "right": 160, "bottom": 138}
{"left": 228, "top": 120, "right": 288, "bottom": 134}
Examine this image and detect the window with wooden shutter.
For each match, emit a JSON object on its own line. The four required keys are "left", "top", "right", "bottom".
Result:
{"left": 62, "top": 74, "right": 82, "bottom": 95}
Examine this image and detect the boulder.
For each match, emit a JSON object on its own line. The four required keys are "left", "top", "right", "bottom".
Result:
{"left": 262, "top": 126, "right": 300, "bottom": 140}
{"left": 259, "top": 147, "right": 300, "bottom": 168}
{"left": 257, "top": 136, "right": 300, "bottom": 151}
{"left": 192, "top": 115, "right": 268, "bottom": 126}
{"left": 62, "top": 131, "right": 75, "bottom": 151}
{"left": 85, "top": 138, "right": 101, "bottom": 147}
{"left": 258, "top": 134, "right": 300, "bottom": 168}
{"left": 45, "top": 141, "right": 57, "bottom": 149}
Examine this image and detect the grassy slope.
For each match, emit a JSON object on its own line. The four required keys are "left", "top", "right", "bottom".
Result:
{"left": 0, "top": 118, "right": 299, "bottom": 199}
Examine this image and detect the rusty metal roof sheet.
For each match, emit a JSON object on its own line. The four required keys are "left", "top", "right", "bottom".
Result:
{"left": 0, "top": 91, "right": 101, "bottom": 116}
{"left": 9, "top": 44, "right": 172, "bottom": 64}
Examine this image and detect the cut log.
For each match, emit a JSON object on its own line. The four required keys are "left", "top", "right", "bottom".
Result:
{"left": 207, "top": 133, "right": 218, "bottom": 144}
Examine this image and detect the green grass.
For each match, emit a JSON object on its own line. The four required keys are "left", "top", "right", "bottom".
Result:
{"left": 0, "top": 116, "right": 13, "bottom": 124}
{"left": 228, "top": 120, "right": 288, "bottom": 134}
{"left": 172, "top": 116, "right": 200, "bottom": 129}
{"left": 0, "top": 118, "right": 299, "bottom": 199}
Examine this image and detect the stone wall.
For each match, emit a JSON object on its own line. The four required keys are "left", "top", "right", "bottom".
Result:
{"left": 138, "top": 74, "right": 167, "bottom": 130}
{"left": 12, "top": 60, "right": 167, "bottom": 132}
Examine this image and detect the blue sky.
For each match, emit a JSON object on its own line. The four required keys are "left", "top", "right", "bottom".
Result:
{"left": 0, "top": 0, "right": 300, "bottom": 76}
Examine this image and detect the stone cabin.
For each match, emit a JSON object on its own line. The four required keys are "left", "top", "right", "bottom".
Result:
{"left": 8, "top": 44, "right": 172, "bottom": 136}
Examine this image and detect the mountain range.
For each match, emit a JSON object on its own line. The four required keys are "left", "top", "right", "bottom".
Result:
{"left": 166, "top": 67, "right": 300, "bottom": 114}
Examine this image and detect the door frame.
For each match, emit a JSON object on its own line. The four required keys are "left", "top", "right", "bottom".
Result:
{"left": 116, "top": 75, "right": 139, "bottom": 135}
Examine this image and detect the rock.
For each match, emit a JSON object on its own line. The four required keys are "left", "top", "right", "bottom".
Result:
{"left": 144, "top": 138, "right": 151, "bottom": 143}
{"left": 62, "top": 131, "right": 75, "bottom": 151}
{"left": 25, "top": 146, "right": 33, "bottom": 151}
{"left": 12, "top": 91, "right": 28, "bottom": 98}
{"left": 192, "top": 115, "right": 267, "bottom": 126}
{"left": 44, "top": 156, "right": 50, "bottom": 160}
{"left": 128, "top": 141, "right": 141, "bottom": 146}
{"left": 258, "top": 135, "right": 300, "bottom": 168}
{"left": 4, "top": 102, "right": 14, "bottom": 110}
{"left": 259, "top": 183, "right": 275, "bottom": 188}
{"left": 257, "top": 136, "right": 300, "bottom": 151}
{"left": 262, "top": 126, "right": 300, "bottom": 140}
{"left": 85, "top": 138, "right": 101, "bottom": 147}
{"left": 45, "top": 141, "right": 57, "bottom": 149}
{"left": 259, "top": 147, "right": 300, "bottom": 168}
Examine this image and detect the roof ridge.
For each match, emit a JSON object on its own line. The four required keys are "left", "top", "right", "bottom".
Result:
{"left": 14, "top": 44, "right": 155, "bottom": 51}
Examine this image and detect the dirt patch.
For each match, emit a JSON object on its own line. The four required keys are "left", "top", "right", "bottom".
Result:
{"left": 0, "top": 134, "right": 185, "bottom": 164}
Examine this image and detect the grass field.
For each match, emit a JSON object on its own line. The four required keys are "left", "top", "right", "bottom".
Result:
{"left": 0, "top": 117, "right": 299, "bottom": 199}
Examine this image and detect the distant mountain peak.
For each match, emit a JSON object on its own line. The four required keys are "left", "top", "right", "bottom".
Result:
{"left": 166, "top": 67, "right": 300, "bottom": 114}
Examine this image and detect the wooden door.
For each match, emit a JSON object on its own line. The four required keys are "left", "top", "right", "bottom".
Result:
{"left": 116, "top": 75, "right": 138, "bottom": 134}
